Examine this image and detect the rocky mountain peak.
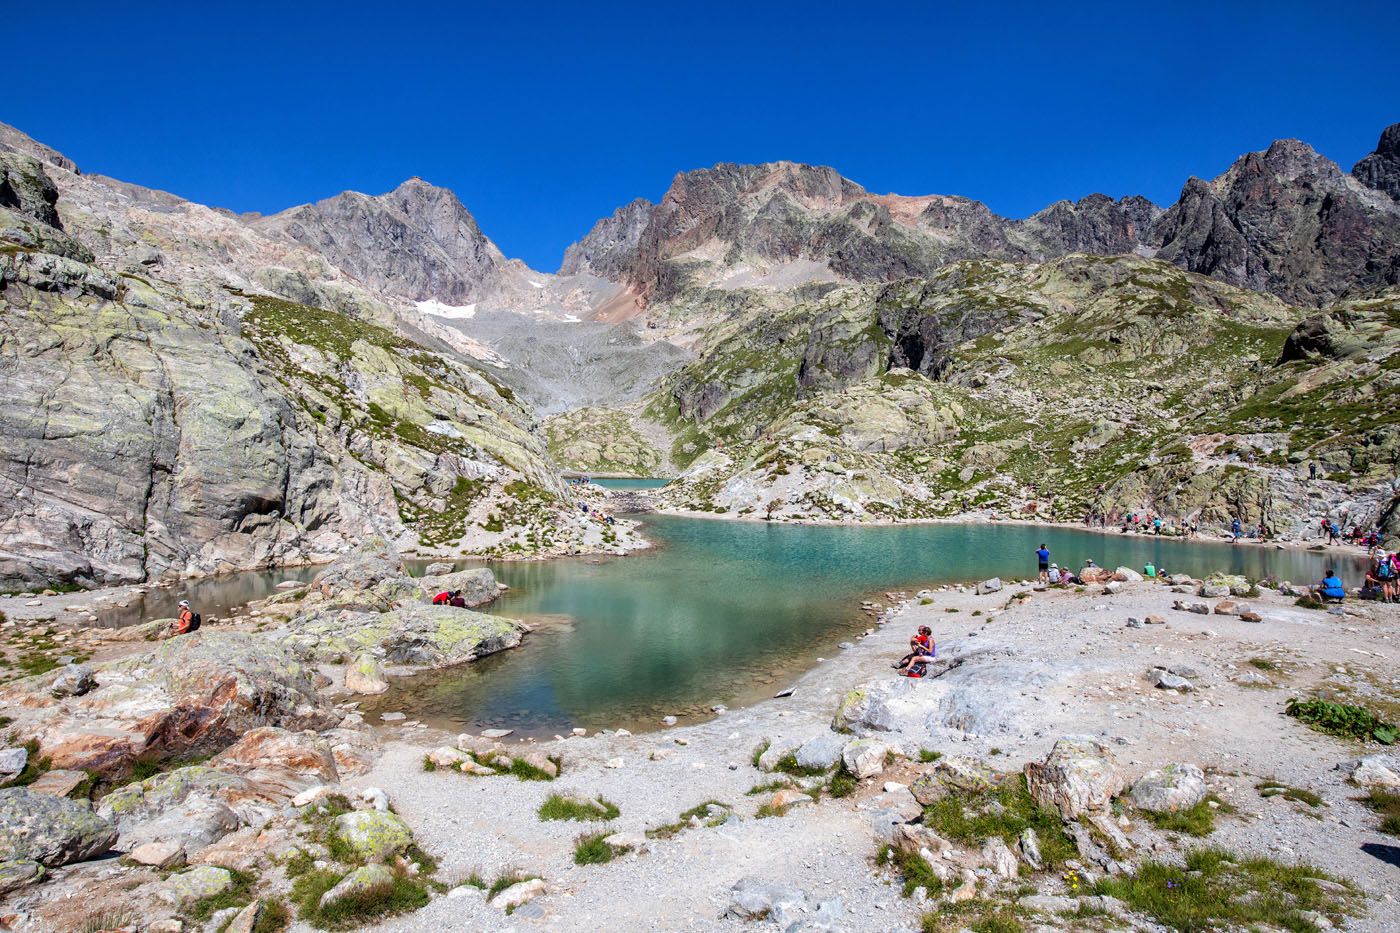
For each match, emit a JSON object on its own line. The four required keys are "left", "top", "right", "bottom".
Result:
{"left": 253, "top": 178, "right": 507, "bottom": 305}
{"left": 1352, "top": 122, "right": 1400, "bottom": 201}
{"left": 558, "top": 196, "right": 653, "bottom": 278}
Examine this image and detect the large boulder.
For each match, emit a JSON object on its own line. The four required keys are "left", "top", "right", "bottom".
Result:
{"left": 413, "top": 567, "right": 500, "bottom": 608}
{"left": 344, "top": 654, "right": 389, "bottom": 695}
{"left": 0, "top": 859, "right": 44, "bottom": 896}
{"left": 0, "top": 787, "right": 117, "bottom": 866}
{"left": 1024, "top": 737, "right": 1124, "bottom": 819}
{"left": 97, "top": 766, "right": 253, "bottom": 854}
{"left": 5, "top": 632, "right": 338, "bottom": 778}
{"left": 281, "top": 605, "right": 525, "bottom": 669}
{"left": 794, "top": 733, "right": 846, "bottom": 771}
{"left": 832, "top": 680, "right": 914, "bottom": 733}
{"left": 910, "top": 756, "right": 1000, "bottom": 804}
{"left": 157, "top": 865, "right": 233, "bottom": 907}
{"left": 304, "top": 538, "right": 418, "bottom": 611}
{"left": 209, "top": 727, "right": 339, "bottom": 799}
{"left": 1130, "top": 763, "right": 1208, "bottom": 814}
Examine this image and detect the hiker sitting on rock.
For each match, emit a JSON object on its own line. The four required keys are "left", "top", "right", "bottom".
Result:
{"left": 1311, "top": 568, "right": 1346, "bottom": 604}
{"left": 170, "top": 600, "right": 201, "bottom": 636}
{"left": 892, "top": 625, "right": 935, "bottom": 676}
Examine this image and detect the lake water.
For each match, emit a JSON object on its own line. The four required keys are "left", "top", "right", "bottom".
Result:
{"left": 359, "top": 515, "right": 1360, "bottom": 736}
{"left": 586, "top": 477, "right": 672, "bottom": 490}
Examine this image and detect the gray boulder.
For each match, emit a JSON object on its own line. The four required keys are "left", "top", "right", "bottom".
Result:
{"left": 1131, "top": 763, "right": 1208, "bottom": 813}
{"left": 415, "top": 567, "right": 500, "bottom": 608}
{"left": 319, "top": 864, "right": 394, "bottom": 909}
{"left": 49, "top": 662, "right": 96, "bottom": 698}
{"left": 794, "top": 733, "right": 846, "bottom": 771}
{"left": 0, "top": 859, "right": 43, "bottom": 896}
{"left": 726, "top": 877, "right": 809, "bottom": 925}
{"left": 157, "top": 865, "right": 233, "bottom": 906}
{"left": 976, "top": 577, "right": 1003, "bottom": 595}
{"left": 0, "top": 787, "right": 117, "bottom": 866}
{"left": 0, "top": 748, "right": 27, "bottom": 782}
{"left": 333, "top": 810, "right": 413, "bottom": 862}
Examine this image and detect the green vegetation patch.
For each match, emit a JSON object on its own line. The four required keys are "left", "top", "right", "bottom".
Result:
{"left": 1257, "top": 780, "right": 1325, "bottom": 808}
{"left": 291, "top": 868, "right": 430, "bottom": 930}
{"left": 877, "top": 844, "right": 945, "bottom": 898}
{"left": 537, "top": 794, "right": 620, "bottom": 822}
{"left": 1361, "top": 788, "right": 1400, "bottom": 837}
{"left": 646, "top": 801, "right": 729, "bottom": 839}
{"left": 920, "top": 899, "right": 1026, "bottom": 933}
{"left": 1142, "top": 796, "right": 1233, "bottom": 837}
{"left": 1286, "top": 696, "right": 1397, "bottom": 744}
{"left": 921, "top": 773, "right": 1076, "bottom": 869}
{"left": 1093, "top": 847, "right": 1361, "bottom": 933}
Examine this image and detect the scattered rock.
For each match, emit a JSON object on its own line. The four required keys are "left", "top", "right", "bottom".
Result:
{"left": 25, "top": 769, "right": 87, "bottom": 798}
{"left": 0, "top": 787, "right": 117, "bottom": 866}
{"left": 480, "top": 728, "right": 513, "bottom": 739}
{"left": 771, "top": 789, "right": 814, "bottom": 810}
{"left": 333, "top": 810, "right": 412, "bottom": 862}
{"left": 794, "top": 733, "right": 846, "bottom": 771}
{"left": 1144, "top": 614, "right": 1166, "bottom": 624}
{"left": 1147, "top": 669, "right": 1195, "bottom": 692}
{"left": 842, "top": 738, "right": 891, "bottom": 779}
{"left": 983, "top": 837, "right": 1019, "bottom": 879}
{"left": 726, "top": 877, "right": 809, "bottom": 925}
{"left": 1239, "top": 611, "right": 1263, "bottom": 623}
{"left": 1347, "top": 754, "right": 1400, "bottom": 790}
{"left": 320, "top": 863, "right": 395, "bottom": 908}
{"left": 1131, "top": 763, "right": 1208, "bottom": 813}
{"left": 49, "top": 663, "right": 96, "bottom": 698}
{"left": 225, "top": 900, "right": 263, "bottom": 933}
{"left": 976, "top": 577, "right": 1003, "bottom": 595}
{"left": 157, "top": 865, "right": 233, "bottom": 906}
{"left": 0, "top": 749, "right": 27, "bottom": 782}
{"left": 130, "top": 840, "right": 184, "bottom": 868}
{"left": 490, "top": 877, "right": 546, "bottom": 911}
{"left": 0, "top": 859, "right": 43, "bottom": 896}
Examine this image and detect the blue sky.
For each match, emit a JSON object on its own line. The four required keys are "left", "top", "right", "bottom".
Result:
{"left": 5, "top": 1, "right": 1397, "bottom": 270}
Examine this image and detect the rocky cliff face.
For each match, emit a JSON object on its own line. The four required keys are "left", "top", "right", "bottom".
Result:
{"left": 0, "top": 132, "right": 633, "bottom": 588}
{"left": 1352, "top": 123, "right": 1400, "bottom": 203}
{"left": 650, "top": 255, "right": 1398, "bottom": 538}
{"left": 1152, "top": 137, "right": 1400, "bottom": 306}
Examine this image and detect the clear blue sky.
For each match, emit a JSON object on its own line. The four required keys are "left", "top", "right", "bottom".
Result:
{"left": 5, "top": 1, "right": 1397, "bottom": 270}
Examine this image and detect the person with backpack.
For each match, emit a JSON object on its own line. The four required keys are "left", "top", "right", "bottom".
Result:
{"left": 172, "top": 600, "right": 201, "bottom": 636}
{"left": 1035, "top": 544, "right": 1050, "bottom": 583}
{"left": 892, "top": 625, "right": 935, "bottom": 676}
{"left": 1377, "top": 553, "right": 1397, "bottom": 603}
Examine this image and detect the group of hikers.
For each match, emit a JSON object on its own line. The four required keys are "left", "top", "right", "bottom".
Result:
{"left": 1364, "top": 552, "right": 1400, "bottom": 603}
{"left": 430, "top": 589, "right": 470, "bottom": 607}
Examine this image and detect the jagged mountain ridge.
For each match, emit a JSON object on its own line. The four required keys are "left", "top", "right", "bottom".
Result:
{"left": 565, "top": 125, "right": 1400, "bottom": 310}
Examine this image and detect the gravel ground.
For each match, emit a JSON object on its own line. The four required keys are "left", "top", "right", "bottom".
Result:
{"left": 337, "top": 578, "right": 1400, "bottom": 932}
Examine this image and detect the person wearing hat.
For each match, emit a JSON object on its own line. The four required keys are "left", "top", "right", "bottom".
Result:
{"left": 1047, "top": 563, "right": 1062, "bottom": 585}
{"left": 173, "top": 600, "right": 196, "bottom": 636}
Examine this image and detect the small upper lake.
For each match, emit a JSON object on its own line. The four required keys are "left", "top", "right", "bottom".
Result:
{"left": 361, "top": 515, "right": 1359, "bottom": 736}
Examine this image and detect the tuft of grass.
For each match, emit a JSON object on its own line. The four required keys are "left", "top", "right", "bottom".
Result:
{"left": 754, "top": 802, "right": 789, "bottom": 819}
{"left": 746, "top": 778, "right": 792, "bottom": 796}
{"left": 1360, "top": 788, "right": 1400, "bottom": 836}
{"left": 573, "top": 830, "right": 629, "bottom": 865}
{"left": 186, "top": 868, "right": 254, "bottom": 923}
{"left": 421, "top": 756, "right": 437, "bottom": 772}
{"left": 0, "top": 740, "right": 51, "bottom": 789}
{"left": 292, "top": 867, "right": 430, "bottom": 930}
{"left": 537, "top": 794, "right": 620, "bottom": 822}
{"left": 1143, "top": 796, "right": 1232, "bottom": 837}
{"left": 826, "top": 767, "right": 858, "bottom": 799}
{"left": 920, "top": 899, "right": 1025, "bottom": 933}
{"left": 772, "top": 752, "right": 829, "bottom": 777}
{"left": 1095, "top": 847, "right": 1361, "bottom": 933}
{"left": 1294, "top": 595, "right": 1325, "bottom": 610}
{"left": 918, "top": 749, "right": 943, "bottom": 763}
{"left": 79, "top": 910, "right": 137, "bottom": 933}
{"left": 1256, "top": 780, "right": 1324, "bottom": 808}
{"left": 486, "top": 870, "right": 539, "bottom": 899}
{"left": 1248, "top": 658, "right": 1279, "bottom": 672}
{"left": 921, "top": 774, "right": 1076, "bottom": 870}
{"left": 647, "top": 801, "right": 728, "bottom": 839}
{"left": 877, "top": 844, "right": 946, "bottom": 898}
{"left": 253, "top": 899, "right": 292, "bottom": 933}
{"left": 750, "top": 740, "right": 770, "bottom": 769}
{"left": 504, "top": 756, "right": 560, "bottom": 782}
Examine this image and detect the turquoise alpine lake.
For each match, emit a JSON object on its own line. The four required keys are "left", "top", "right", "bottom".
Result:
{"left": 363, "top": 514, "right": 1361, "bottom": 736}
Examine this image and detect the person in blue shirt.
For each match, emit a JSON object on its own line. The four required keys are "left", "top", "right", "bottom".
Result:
{"left": 1312, "top": 568, "right": 1346, "bottom": 603}
{"left": 1231, "top": 518, "right": 1242, "bottom": 543}
{"left": 1036, "top": 544, "right": 1050, "bottom": 583}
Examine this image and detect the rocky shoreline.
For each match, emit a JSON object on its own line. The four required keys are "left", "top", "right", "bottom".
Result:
{"left": 3, "top": 542, "right": 1398, "bottom": 931}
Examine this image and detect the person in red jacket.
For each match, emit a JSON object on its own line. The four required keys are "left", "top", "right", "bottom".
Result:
{"left": 892, "top": 626, "right": 935, "bottom": 675}
{"left": 172, "top": 600, "right": 196, "bottom": 636}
